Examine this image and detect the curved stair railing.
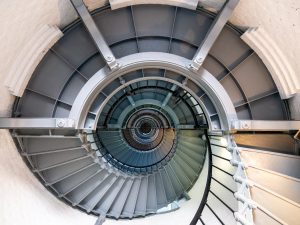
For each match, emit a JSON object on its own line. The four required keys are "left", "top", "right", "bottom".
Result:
{"left": 190, "top": 131, "right": 255, "bottom": 225}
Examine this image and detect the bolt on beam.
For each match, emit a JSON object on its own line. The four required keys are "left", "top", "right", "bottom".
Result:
{"left": 189, "top": 0, "right": 240, "bottom": 71}
{"left": 0, "top": 118, "right": 75, "bottom": 129}
{"left": 232, "top": 120, "right": 300, "bottom": 131}
{"left": 70, "top": 0, "right": 119, "bottom": 70}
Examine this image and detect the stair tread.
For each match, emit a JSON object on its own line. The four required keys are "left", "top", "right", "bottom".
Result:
{"left": 165, "top": 164, "right": 185, "bottom": 197}
{"left": 66, "top": 170, "right": 109, "bottom": 204}
{"left": 211, "top": 145, "right": 232, "bottom": 160}
{"left": 177, "top": 144, "right": 206, "bottom": 162}
{"left": 121, "top": 178, "right": 142, "bottom": 218}
{"left": 160, "top": 168, "right": 177, "bottom": 202}
{"left": 134, "top": 176, "right": 148, "bottom": 216}
{"left": 107, "top": 178, "right": 134, "bottom": 218}
{"left": 146, "top": 174, "right": 157, "bottom": 213}
{"left": 44, "top": 158, "right": 95, "bottom": 184}
{"left": 201, "top": 206, "right": 223, "bottom": 225}
{"left": 155, "top": 172, "right": 168, "bottom": 208}
{"left": 177, "top": 141, "right": 206, "bottom": 154}
{"left": 206, "top": 193, "right": 236, "bottom": 225}
{"left": 210, "top": 180, "right": 238, "bottom": 212}
{"left": 176, "top": 149, "right": 202, "bottom": 173}
{"left": 94, "top": 177, "right": 126, "bottom": 215}
{"left": 169, "top": 159, "right": 191, "bottom": 190}
{"left": 53, "top": 163, "right": 100, "bottom": 193}
{"left": 212, "top": 156, "right": 236, "bottom": 176}
{"left": 81, "top": 174, "right": 118, "bottom": 212}
{"left": 173, "top": 154, "right": 198, "bottom": 182}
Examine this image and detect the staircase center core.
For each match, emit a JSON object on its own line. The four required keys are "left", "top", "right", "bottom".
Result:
{"left": 139, "top": 122, "right": 152, "bottom": 134}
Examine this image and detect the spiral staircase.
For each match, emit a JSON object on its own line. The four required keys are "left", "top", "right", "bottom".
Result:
{"left": 1, "top": 1, "right": 300, "bottom": 225}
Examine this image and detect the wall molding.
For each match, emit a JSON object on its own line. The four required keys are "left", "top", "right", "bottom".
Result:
{"left": 84, "top": 0, "right": 109, "bottom": 11}
{"left": 4, "top": 25, "right": 63, "bottom": 97}
{"left": 241, "top": 27, "right": 300, "bottom": 99}
{"left": 109, "top": 0, "right": 198, "bottom": 10}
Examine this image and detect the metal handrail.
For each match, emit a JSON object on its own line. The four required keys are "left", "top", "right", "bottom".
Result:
{"left": 190, "top": 129, "right": 212, "bottom": 225}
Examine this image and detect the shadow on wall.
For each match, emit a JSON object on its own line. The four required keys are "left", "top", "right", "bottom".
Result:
{"left": 57, "top": 0, "right": 110, "bottom": 29}
{"left": 57, "top": 0, "right": 78, "bottom": 29}
{"left": 200, "top": 0, "right": 225, "bottom": 11}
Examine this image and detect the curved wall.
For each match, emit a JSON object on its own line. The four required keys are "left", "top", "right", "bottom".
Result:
{"left": 0, "top": 1, "right": 299, "bottom": 225}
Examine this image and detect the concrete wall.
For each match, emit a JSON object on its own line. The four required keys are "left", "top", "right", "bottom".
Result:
{"left": 0, "top": 1, "right": 299, "bottom": 225}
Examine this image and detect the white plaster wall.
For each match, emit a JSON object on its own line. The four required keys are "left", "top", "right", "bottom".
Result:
{"left": 230, "top": 0, "right": 300, "bottom": 90}
{"left": 0, "top": 1, "right": 299, "bottom": 225}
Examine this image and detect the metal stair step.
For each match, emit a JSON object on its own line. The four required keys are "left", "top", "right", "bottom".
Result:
{"left": 178, "top": 129, "right": 203, "bottom": 137}
{"left": 107, "top": 178, "right": 134, "bottom": 219}
{"left": 177, "top": 144, "right": 206, "bottom": 163}
{"left": 93, "top": 176, "right": 126, "bottom": 215}
{"left": 31, "top": 148, "right": 88, "bottom": 172}
{"left": 178, "top": 136, "right": 205, "bottom": 145}
{"left": 210, "top": 179, "right": 238, "bottom": 212}
{"left": 169, "top": 159, "right": 192, "bottom": 190}
{"left": 80, "top": 174, "right": 118, "bottom": 212}
{"left": 155, "top": 172, "right": 168, "bottom": 209}
{"left": 121, "top": 178, "right": 142, "bottom": 218}
{"left": 146, "top": 174, "right": 157, "bottom": 213}
{"left": 23, "top": 137, "right": 82, "bottom": 155}
{"left": 176, "top": 148, "right": 202, "bottom": 173}
{"left": 66, "top": 170, "right": 109, "bottom": 205}
{"left": 173, "top": 154, "right": 198, "bottom": 182}
{"left": 160, "top": 168, "right": 177, "bottom": 202}
{"left": 165, "top": 164, "right": 185, "bottom": 197}
{"left": 206, "top": 193, "right": 236, "bottom": 225}
{"left": 134, "top": 176, "right": 149, "bottom": 216}
{"left": 211, "top": 145, "right": 232, "bottom": 160}
{"left": 43, "top": 157, "right": 94, "bottom": 184}
{"left": 212, "top": 156, "right": 236, "bottom": 176}
{"left": 54, "top": 164, "right": 101, "bottom": 195}
{"left": 212, "top": 167, "right": 237, "bottom": 193}
{"left": 201, "top": 206, "right": 223, "bottom": 225}
{"left": 177, "top": 141, "right": 206, "bottom": 155}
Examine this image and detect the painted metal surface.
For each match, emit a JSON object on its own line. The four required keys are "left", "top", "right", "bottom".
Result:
{"left": 0, "top": 118, "right": 75, "bottom": 129}
{"left": 69, "top": 52, "right": 237, "bottom": 131}
{"left": 0, "top": 4, "right": 297, "bottom": 225}
{"left": 190, "top": 0, "right": 240, "bottom": 71}
{"left": 70, "top": 0, "right": 119, "bottom": 70}
{"left": 232, "top": 120, "right": 300, "bottom": 131}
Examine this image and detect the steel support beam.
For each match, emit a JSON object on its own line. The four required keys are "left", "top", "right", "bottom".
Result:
{"left": 162, "top": 84, "right": 177, "bottom": 107}
{"left": 94, "top": 215, "right": 105, "bottom": 225}
{"left": 232, "top": 120, "right": 300, "bottom": 131}
{"left": 177, "top": 125, "right": 196, "bottom": 129}
{"left": 127, "top": 96, "right": 135, "bottom": 106}
{"left": 0, "top": 118, "right": 75, "bottom": 129}
{"left": 107, "top": 124, "right": 121, "bottom": 129}
{"left": 70, "top": 0, "right": 119, "bottom": 70}
{"left": 69, "top": 52, "right": 237, "bottom": 131}
{"left": 189, "top": 0, "right": 240, "bottom": 71}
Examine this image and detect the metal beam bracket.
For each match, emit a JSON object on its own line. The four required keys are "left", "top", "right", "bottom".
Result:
{"left": 232, "top": 119, "right": 300, "bottom": 131}
{"left": 188, "top": 0, "right": 240, "bottom": 71}
{"left": 70, "top": 0, "right": 120, "bottom": 70}
{"left": 0, "top": 118, "right": 75, "bottom": 129}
